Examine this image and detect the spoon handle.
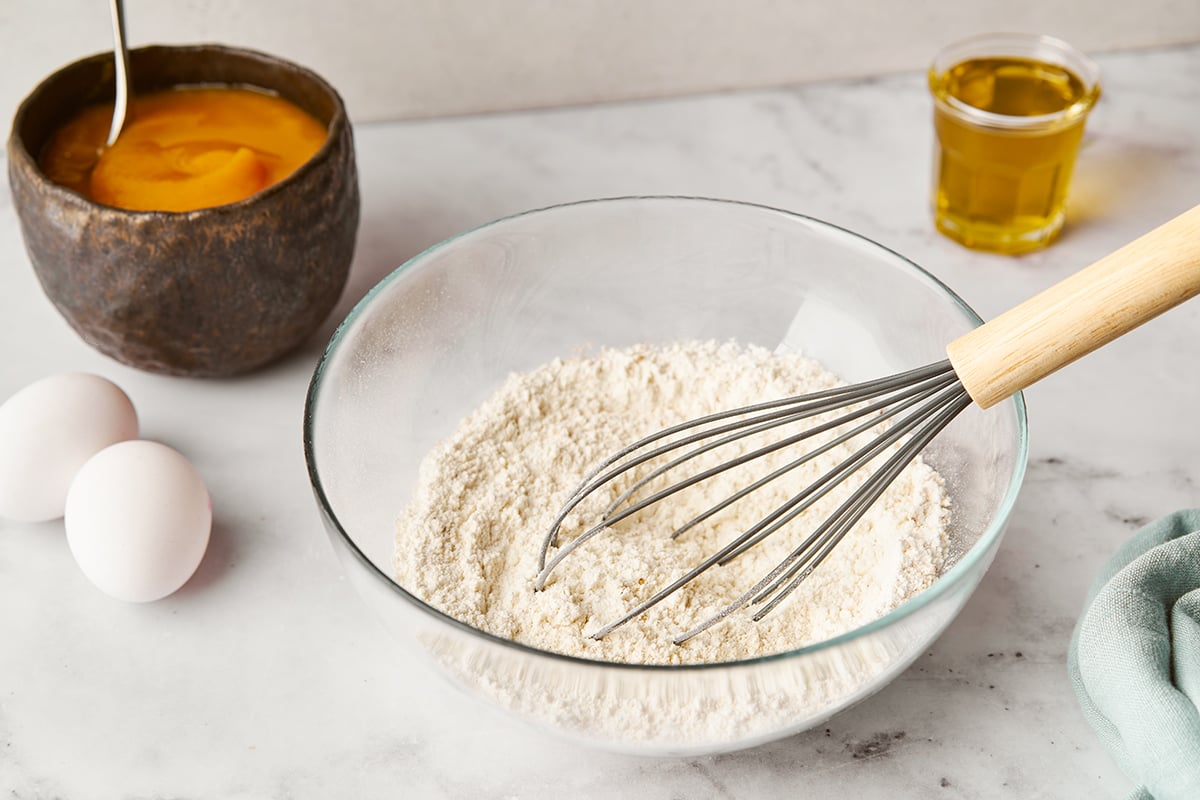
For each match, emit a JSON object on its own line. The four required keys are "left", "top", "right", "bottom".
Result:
{"left": 105, "top": 0, "right": 129, "bottom": 147}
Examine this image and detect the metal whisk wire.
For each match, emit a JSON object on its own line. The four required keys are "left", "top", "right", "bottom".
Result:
{"left": 534, "top": 360, "right": 970, "bottom": 641}
{"left": 675, "top": 386, "right": 971, "bottom": 644}
{"left": 535, "top": 361, "right": 953, "bottom": 582}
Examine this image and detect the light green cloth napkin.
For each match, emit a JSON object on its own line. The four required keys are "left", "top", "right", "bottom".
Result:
{"left": 1068, "top": 508, "right": 1200, "bottom": 800}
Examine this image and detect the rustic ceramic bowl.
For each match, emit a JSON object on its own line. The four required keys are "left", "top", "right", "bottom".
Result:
{"left": 7, "top": 44, "right": 359, "bottom": 377}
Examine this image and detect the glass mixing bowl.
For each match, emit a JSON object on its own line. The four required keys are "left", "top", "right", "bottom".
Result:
{"left": 304, "top": 196, "right": 1028, "bottom": 756}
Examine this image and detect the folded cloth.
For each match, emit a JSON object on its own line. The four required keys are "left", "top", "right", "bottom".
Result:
{"left": 1068, "top": 509, "right": 1200, "bottom": 800}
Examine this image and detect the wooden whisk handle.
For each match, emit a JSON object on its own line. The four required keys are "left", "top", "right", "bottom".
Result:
{"left": 946, "top": 203, "right": 1200, "bottom": 409}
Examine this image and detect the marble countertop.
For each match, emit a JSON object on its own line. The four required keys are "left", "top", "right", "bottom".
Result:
{"left": 3, "top": 43, "right": 1198, "bottom": 799}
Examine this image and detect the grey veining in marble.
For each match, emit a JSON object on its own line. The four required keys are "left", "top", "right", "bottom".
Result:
{"left": 2, "top": 44, "right": 1199, "bottom": 799}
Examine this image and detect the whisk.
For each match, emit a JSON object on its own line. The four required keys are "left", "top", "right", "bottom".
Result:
{"left": 535, "top": 203, "right": 1200, "bottom": 644}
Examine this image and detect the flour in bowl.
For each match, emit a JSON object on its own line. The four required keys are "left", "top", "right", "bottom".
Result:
{"left": 394, "top": 340, "right": 949, "bottom": 665}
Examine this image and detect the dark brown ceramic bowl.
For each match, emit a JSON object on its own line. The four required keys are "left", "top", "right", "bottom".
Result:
{"left": 7, "top": 44, "right": 359, "bottom": 377}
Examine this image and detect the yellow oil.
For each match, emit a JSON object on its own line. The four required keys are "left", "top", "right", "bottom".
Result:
{"left": 930, "top": 56, "right": 1096, "bottom": 254}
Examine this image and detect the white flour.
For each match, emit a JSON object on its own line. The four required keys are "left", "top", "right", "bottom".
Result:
{"left": 394, "top": 340, "right": 949, "bottom": 667}
{"left": 393, "top": 340, "right": 945, "bottom": 666}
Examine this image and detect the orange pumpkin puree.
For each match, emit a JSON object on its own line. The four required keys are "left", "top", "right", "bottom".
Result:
{"left": 39, "top": 86, "right": 327, "bottom": 212}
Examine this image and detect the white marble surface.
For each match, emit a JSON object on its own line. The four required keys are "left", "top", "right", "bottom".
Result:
{"left": 2, "top": 43, "right": 1199, "bottom": 798}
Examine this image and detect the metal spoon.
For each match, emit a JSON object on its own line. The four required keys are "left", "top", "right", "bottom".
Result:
{"left": 105, "top": 0, "right": 129, "bottom": 146}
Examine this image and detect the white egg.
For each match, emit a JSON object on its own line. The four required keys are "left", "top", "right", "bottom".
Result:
{"left": 0, "top": 373, "right": 139, "bottom": 522}
{"left": 65, "top": 440, "right": 212, "bottom": 603}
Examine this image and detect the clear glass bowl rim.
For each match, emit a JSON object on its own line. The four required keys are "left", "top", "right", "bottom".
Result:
{"left": 302, "top": 194, "right": 1030, "bottom": 673}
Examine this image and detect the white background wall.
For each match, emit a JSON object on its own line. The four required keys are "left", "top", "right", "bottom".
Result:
{"left": 3, "top": 0, "right": 1200, "bottom": 125}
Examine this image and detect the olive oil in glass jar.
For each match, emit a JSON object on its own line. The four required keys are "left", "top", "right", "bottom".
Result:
{"left": 929, "top": 34, "right": 1101, "bottom": 254}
